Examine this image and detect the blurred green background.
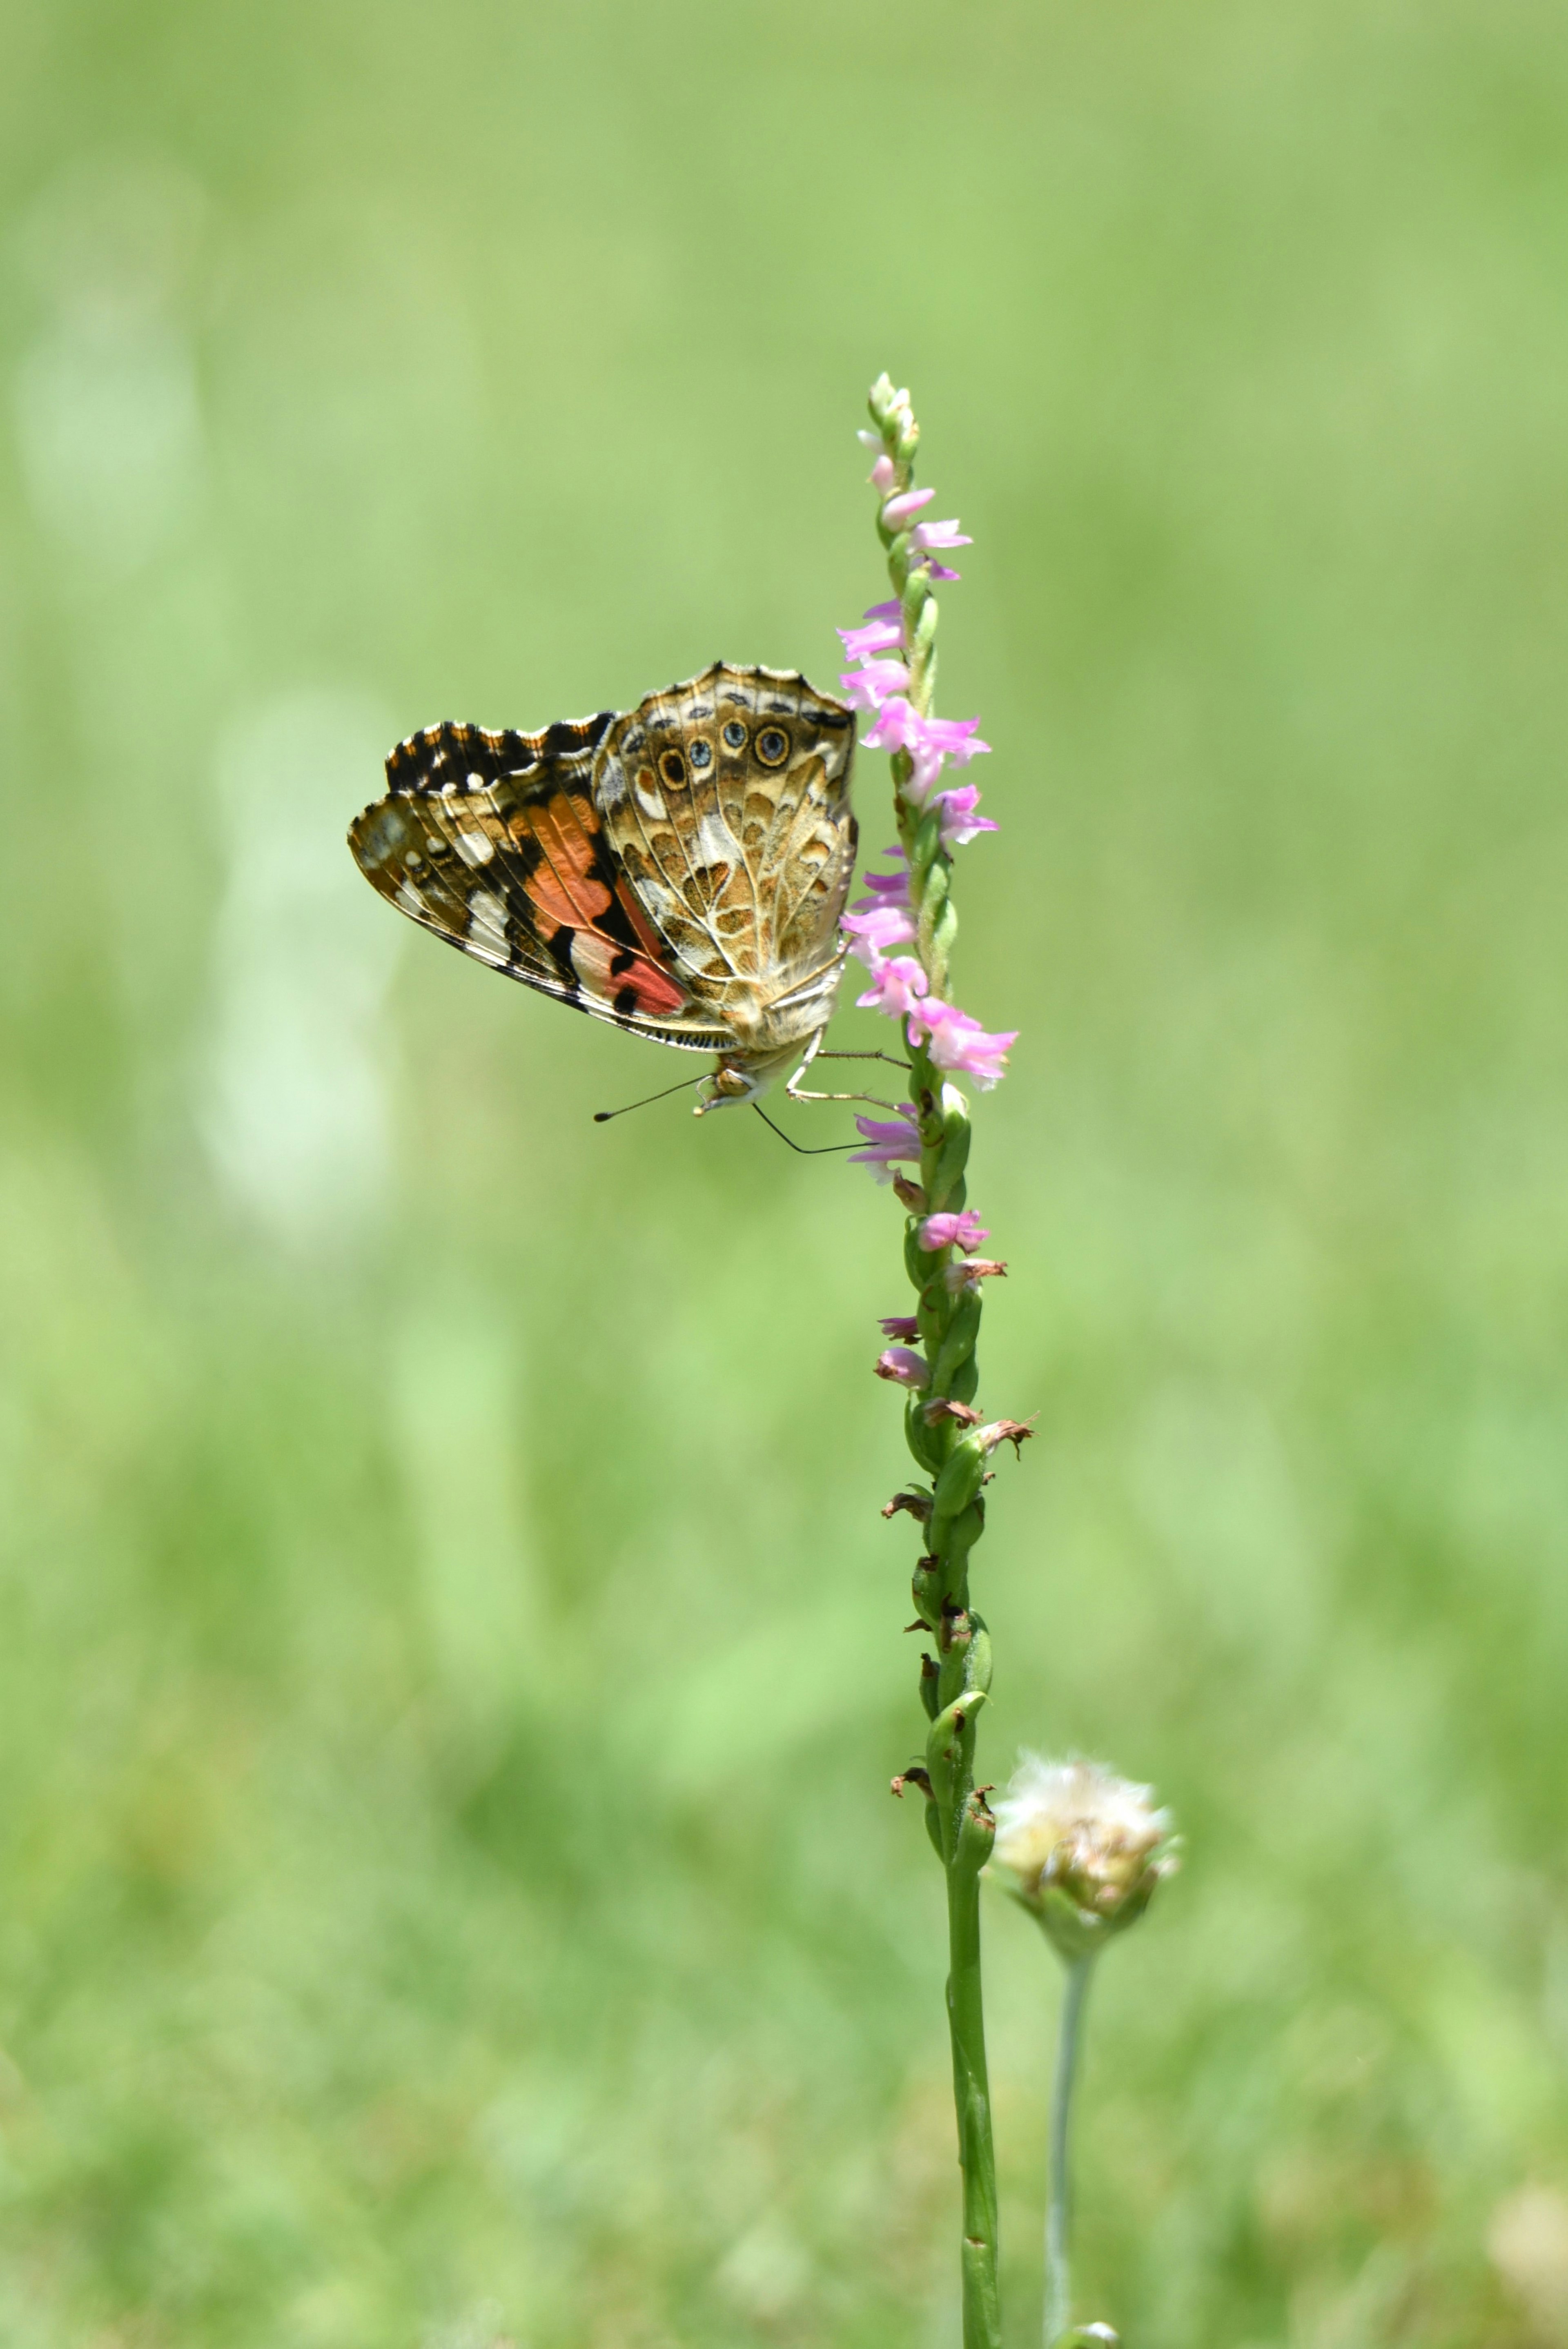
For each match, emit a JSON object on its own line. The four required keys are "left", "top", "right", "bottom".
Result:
{"left": 2, "top": 0, "right": 1567, "bottom": 2342}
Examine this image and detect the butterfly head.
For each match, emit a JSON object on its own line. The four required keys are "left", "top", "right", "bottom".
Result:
{"left": 694, "top": 1042, "right": 812, "bottom": 1115}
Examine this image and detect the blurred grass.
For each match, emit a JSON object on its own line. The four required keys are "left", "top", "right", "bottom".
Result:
{"left": 2, "top": 0, "right": 1568, "bottom": 2342}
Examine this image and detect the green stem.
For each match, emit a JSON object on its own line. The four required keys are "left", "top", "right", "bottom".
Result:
{"left": 948, "top": 1859, "right": 1001, "bottom": 2349}
{"left": 862, "top": 373, "right": 1004, "bottom": 2349}
{"left": 1045, "top": 1955, "right": 1095, "bottom": 2349}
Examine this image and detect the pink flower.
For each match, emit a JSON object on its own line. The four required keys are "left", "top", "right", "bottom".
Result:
{"left": 856, "top": 955, "right": 929, "bottom": 1018}
{"left": 911, "top": 517, "right": 972, "bottom": 552}
{"left": 862, "top": 695, "right": 919, "bottom": 753}
{"left": 875, "top": 1345, "right": 931, "bottom": 1389}
{"left": 862, "top": 699, "right": 992, "bottom": 768}
{"left": 903, "top": 719, "right": 991, "bottom": 806}
{"left": 928, "top": 1024, "right": 1014, "bottom": 1088}
{"left": 912, "top": 1000, "right": 1018, "bottom": 1089}
{"left": 840, "top": 659, "right": 911, "bottom": 712}
{"left": 918, "top": 1208, "right": 990, "bottom": 1254}
{"left": 849, "top": 1109, "right": 922, "bottom": 1179}
{"left": 923, "top": 559, "right": 962, "bottom": 581}
{"left": 840, "top": 903, "right": 917, "bottom": 964}
{"left": 837, "top": 618, "right": 904, "bottom": 661}
{"left": 862, "top": 599, "right": 904, "bottom": 622}
{"left": 944, "top": 1256, "right": 1008, "bottom": 1295}
{"left": 917, "top": 714, "right": 991, "bottom": 765}
{"left": 933, "top": 783, "right": 999, "bottom": 848}
{"left": 853, "top": 850, "right": 911, "bottom": 907}
{"left": 869, "top": 453, "right": 899, "bottom": 494}
{"left": 880, "top": 487, "right": 937, "bottom": 530}
{"left": 905, "top": 740, "right": 947, "bottom": 806}
{"left": 878, "top": 1314, "right": 921, "bottom": 1341}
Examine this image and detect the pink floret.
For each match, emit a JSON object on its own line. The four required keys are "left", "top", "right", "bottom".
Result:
{"left": 862, "top": 695, "right": 918, "bottom": 753}
{"left": 913, "top": 1001, "right": 1018, "bottom": 1089}
{"left": 911, "top": 518, "right": 972, "bottom": 551}
{"left": 849, "top": 1110, "right": 922, "bottom": 1180}
{"left": 918, "top": 1209, "right": 991, "bottom": 1254}
{"left": 880, "top": 487, "right": 937, "bottom": 529}
{"left": 838, "top": 618, "right": 904, "bottom": 661}
{"left": 856, "top": 956, "right": 929, "bottom": 1018}
{"left": 933, "top": 783, "right": 999, "bottom": 848}
{"left": 840, "top": 660, "right": 911, "bottom": 712}
{"left": 853, "top": 851, "right": 911, "bottom": 907}
{"left": 840, "top": 904, "right": 918, "bottom": 965}
{"left": 918, "top": 715, "right": 991, "bottom": 764}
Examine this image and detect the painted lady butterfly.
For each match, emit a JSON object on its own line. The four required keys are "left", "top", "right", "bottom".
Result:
{"left": 347, "top": 664, "right": 858, "bottom": 1111}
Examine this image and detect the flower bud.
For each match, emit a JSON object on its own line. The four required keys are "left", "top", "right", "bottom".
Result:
{"left": 989, "top": 1755, "right": 1177, "bottom": 1964}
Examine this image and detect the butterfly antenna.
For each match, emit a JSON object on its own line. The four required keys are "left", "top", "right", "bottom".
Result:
{"left": 752, "top": 1104, "right": 859, "bottom": 1155}
{"left": 593, "top": 1076, "right": 704, "bottom": 1123}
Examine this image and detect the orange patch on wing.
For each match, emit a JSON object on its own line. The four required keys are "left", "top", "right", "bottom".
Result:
{"left": 570, "top": 931, "right": 687, "bottom": 1016}
{"left": 519, "top": 793, "right": 613, "bottom": 928}
{"left": 613, "top": 879, "right": 668, "bottom": 960}
{"left": 617, "top": 959, "right": 688, "bottom": 1015}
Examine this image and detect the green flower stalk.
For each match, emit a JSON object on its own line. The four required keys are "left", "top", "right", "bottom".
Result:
{"left": 991, "top": 1757, "right": 1179, "bottom": 2347}
{"left": 842, "top": 375, "right": 1022, "bottom": 2349}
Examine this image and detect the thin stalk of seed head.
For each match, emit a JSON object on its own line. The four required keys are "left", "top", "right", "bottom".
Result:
{"left": 991, "top": 1755, "right": 1175, "bottom": 2349}
{"left": 862, "top": 374, "right": 1001, "bottom": 2349}
{"left": 1045, "top": 1955, "right": 1094, "bottom": 2349}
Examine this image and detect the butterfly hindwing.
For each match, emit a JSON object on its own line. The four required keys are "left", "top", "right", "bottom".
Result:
{"left": 348, "top": 714, "right": 733, "bottom": 1048}
{"left": 593, "top": 664, "right": 858, "bottom": 1053}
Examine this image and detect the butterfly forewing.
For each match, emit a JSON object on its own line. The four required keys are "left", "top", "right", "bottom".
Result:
{"left": 348, "top": 664, "right": 857, "bottom": 1071}
{"left": 349, "top": 713, "right": 731, "bottom": 1046}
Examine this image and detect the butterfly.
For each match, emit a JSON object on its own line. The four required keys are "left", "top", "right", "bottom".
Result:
{"left": 347, "top": 664, "right": 859, "bottom": 1111}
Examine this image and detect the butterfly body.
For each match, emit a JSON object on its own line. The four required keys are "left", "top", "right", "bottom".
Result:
{"left": 348, "top": 664, "right": 858, "bottom": 1109}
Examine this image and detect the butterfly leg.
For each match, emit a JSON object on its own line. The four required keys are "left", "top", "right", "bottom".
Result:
{"left": 784, "top": 1083, "right": 906, "bottom": 1111}
{"left": 779, "top": 1032, "right": 906, "bottom": 1111}
{"left": 811, "top": 1049, "right": 913, "bottom": 1073}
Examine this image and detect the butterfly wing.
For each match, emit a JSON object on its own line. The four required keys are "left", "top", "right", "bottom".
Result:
{"left": 348, "top": 715, "right": 733, "bottom": 1050}
{"left": 592, "top": 664, "right": 858, "bottom": 1051}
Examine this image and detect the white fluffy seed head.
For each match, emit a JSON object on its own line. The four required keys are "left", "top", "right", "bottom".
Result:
{"left": 990, "top": 1754, "right": 1178, "bottom": 1962}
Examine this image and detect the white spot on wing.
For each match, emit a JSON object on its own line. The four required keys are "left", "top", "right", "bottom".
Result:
{"left": 454, "top": 829, "right": 494, "bottom": 866}
{"left": 468, "top": 890, "right": 510, "bottom": 957}
{"left": 597, "top": 761, "right": 628, "bottom": 811}
{"left": 693, "top": 814, "right": 741, "bottom": 867}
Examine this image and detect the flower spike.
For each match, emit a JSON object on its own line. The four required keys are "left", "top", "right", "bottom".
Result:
{"left": 849, "top": 375, "right": 1030, "bottom": 2349}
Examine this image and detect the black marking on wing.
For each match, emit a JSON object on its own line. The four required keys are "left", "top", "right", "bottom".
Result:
{"left": 384, "top": 711, "right": 616, "bottom": 796}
